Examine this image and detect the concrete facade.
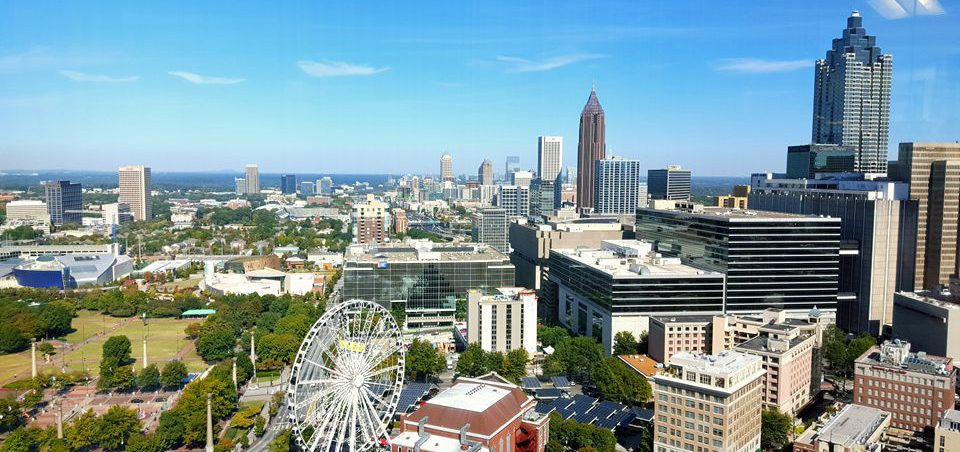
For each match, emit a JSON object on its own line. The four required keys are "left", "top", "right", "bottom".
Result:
{"left": 466, "top": 288, "right": 537, "bottom": 354}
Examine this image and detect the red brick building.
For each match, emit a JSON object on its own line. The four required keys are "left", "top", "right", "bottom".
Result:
{"left": 853, "top": 340, "right": 957, "bottom": 432}
{"left": 392, "top": 374, "right": 549, "bottom": 452}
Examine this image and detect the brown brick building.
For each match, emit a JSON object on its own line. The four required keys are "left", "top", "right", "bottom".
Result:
{"left": 853, "top": 340, "right": 957, "bottom": 432}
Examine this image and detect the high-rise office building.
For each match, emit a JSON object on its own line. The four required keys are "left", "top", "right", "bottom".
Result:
{"left": 530, "top": 178, "right": 557, "bottom": 218}
{"left": 343, "top": 241, "right": 515, "bottom": 332}
{"left": 352, "top": 194, "right": 388, "bottom": 245}
{"left": 892, "top": 291, "right": 960, "bottom": 362}
{"left": 594, "top": 156, "right": 642, "bottom": 215}
{"left": 300, "top": 181, "right": 315, "bottom": 197}
{"left": 576, "top": 88, "right": 605, "bottom": 212}
{"left": 537, "top": 136, "right": 563, "bottom": 182}
{"left": 43, "top": 180, "right": 82, "bottom": 225}
{"left": 244, "top": 164, "right": 260, "bottom": 194}
{"left": 472, "top": 207, "right": 508, "bottom": 254}
{"left": 496, "top": 185, "right": 530, "bottom": 218}
{"left": 467, "top": 287, "right": 537, "bottom": 353}
{"left": 440, "top": 153, "right": 454, "bottom": 182}
{"left": 118, "top": 165, "right": 152, "bottom": 221}
{"left": 635, "top": 206, "right": 841, "bottom": 316}
{"left": 647, "top": 165, "right": 691, "bottom": 200}
{"left": 504, "top": 155, "right": 520, "bottom": 181}
{"left": 653, "top": 351, "right": 764, "bottom": 452}
{"left": 894, "top": 143, "right": 960, "bottom": 291}
{"left": 749, "top": 173, "right": 917, "bottom": 335}
{"left": 478, "top": 159, "right": 494, "bottom": 186}
{"left": 234, "top": 177, "right": 246, "bottom": 195}
{"left": 318, "top": 176, "right": 334, "bottom": 194}
{"left": 637, "top": 182, "right": 648, "bottom": 208}
{"left": 280, "top": 174, "right": 297, "bottom": 194}
{"left": 786, "top": 144, "right": 856, "bottom": 179}
{"left": 812, "top": 11, "right": 892, "bottom": 177}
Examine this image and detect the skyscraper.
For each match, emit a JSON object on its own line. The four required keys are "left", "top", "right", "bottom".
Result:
{"left": 812, "top": 11, "right": 892, "bottom": 177}
{"left": 594, "top": 156, "right": 642, "bottom": 215}
{"left": 280, "top": 174, "right": 297, "bottom": 194}
{"left": 118, "top": 166, "right": 152, "bottom": 221}
{"left": 504, "top": 155, "right": 520, "bottom": 180}
{"left": 244, "top": 164, "right": 260, "bottom": 194}
{"left": 647, "top": 165, "right": 691, "bottom": 200}
{"left": 576, "top": 88, "right": 605, "bottom": 212}
{"left": 472, "top": 207, "right": 508, "bottom": 253}
{"left": 894, "top": 142, "right": 960, "bottom": 291}
{"left": 537, "top": 136, "right": 563, "bottom": 182}
{"left": 352, "top": 194, "right": 388, "bottom": 245}
{"left": 43, "top": 180, "right": 82, "bottom": 225}
{"left": 234, "top": 177, "right": 246, "bottom": 195}
{"left": 478, "top": 159, "right": 494, "bottom": 186}
{"left": 440, "top": 153, "right": 454, "bottom": 182}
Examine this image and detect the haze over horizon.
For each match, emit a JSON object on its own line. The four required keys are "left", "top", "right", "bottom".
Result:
{"left": 1, "top": 1, "right": 957, "bottom": 176}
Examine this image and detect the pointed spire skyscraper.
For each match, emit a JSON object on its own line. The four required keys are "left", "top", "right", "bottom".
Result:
{"left": 577, "top": 87, "right": 605, "bottom": 212}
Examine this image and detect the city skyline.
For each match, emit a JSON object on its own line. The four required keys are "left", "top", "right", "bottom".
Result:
{"left": 1, "top": 2, "right": 956, "bottom": 176}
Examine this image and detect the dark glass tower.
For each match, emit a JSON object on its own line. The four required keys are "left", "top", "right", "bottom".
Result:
{"left": 812, "top": 11, "right": 892, "bottom": 177}
{"left": 44, "top": 180, "right": 82, "bottom": 225}
{"left": 576, "top": 88, "right": 605, "bottom": 212}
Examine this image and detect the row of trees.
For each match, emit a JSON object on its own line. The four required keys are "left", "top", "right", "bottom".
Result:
{"left": 821, "top": 325, "right": 876, "bottom": 389}
{"left": 0, "top": 298, "right": 74, "bottom": 353}
{"left": 95, "top": 334, "right": 197, "bottom": 391}
{"left": 456, "top": 343, "right": 529, "bottom": 383}
{"left": 545, "top": 412, "right": 617, "bottom": 452}
{"left": 0, "top": 405, "right": 142, "bottom": 452}
{"left": 539, "top": 326, "right": 652, "bottom": 406}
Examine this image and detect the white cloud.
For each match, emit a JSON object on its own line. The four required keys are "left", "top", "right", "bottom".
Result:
{"left": 715, "top": 58, "right": 812, "bottom": 74}
{"left": 869, "top": 0, "right": 945, "bottom": 19}
{"left": 297, "top": 60, "right": 389, "bottom": 77}
{"left": 495, "top": 53, "right": 605, "bottom": 72}
{"left": 168, "top": 70, "right": 246, "bottom": 85}
{"left": 59, "top": 70, "right": 139, "bottom": 83}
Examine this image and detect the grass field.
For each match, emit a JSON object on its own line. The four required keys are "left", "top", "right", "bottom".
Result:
{"left": 0, "top": 311, "right": 206, "bottom": 385}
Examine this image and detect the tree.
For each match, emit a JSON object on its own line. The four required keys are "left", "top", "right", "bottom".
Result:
{"left": 636, "top": 427, "right": 653, "bottom": 452}
{"left": 269, "top": 428, "right": 293, "bottom": 452}
{"left": 501, "top": 348, "right": 529, "bottom": 383}
{"left": 0, "top": 325, "right": 29, "bottom": 353}
{"left": 138, "top": 363, "right": 161, "bottom": 390}
{"left": 457, "top": 343, "right": 489, "bottom": 377}
{"left": 161, "top": 360, "right": 189, "bottom": 388}
{"left": 538, "top": 325, "right": 570, "bottom": 348}
{"left": 196, "top": 321, "right": 235, "bottom": 361}
{"left": 100, "top": 335, "right": 133, "bottom": 388}
{"left": 254, "top": 415, "right": 267, "bottom": 437}
{"left": 0, "top": 397, "right": 22, "bottom": 432}
{"left": 406, "top": 339, "right": 445, "bottom": 381}
{"left": 1, "top": 427, "right": 39, "bottom": 452}
{"left": 555, "top": 336, "right": 604, "bottom": 380}
{"left": 257, "top": 333, "right": 300, "bottom": 363}
{"left": 760, "top": 408, "right": 792, "bottom": 451}
{"left": 273, "top": 314, "right": 311, "bottom": 338}
{"left": 184, "top": 323, "right": 201, "bottom": 339}
{"left": 99, "top": 405, "right": 143, "bottom": 451}
{"left": 66, "top": 409, "right": 101, "bottom": 451}
{"left": 612, "top": 331, "right": 638, "bottom": 355}
{"left": 637, "top": 331, "right": 649, "bottom": 355}
{"left": 112, "top": 365, "right": 137, "bottom": 391}
{"left": 38, "top": 302, "right": 74, "bottom": 338}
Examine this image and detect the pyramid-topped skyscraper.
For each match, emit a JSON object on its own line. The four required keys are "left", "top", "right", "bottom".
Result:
{"left": 576, "top": 87, "right": 605, "bottom": 212}
{"left": 812, "top": 11, "right": 892, "bottom": 177}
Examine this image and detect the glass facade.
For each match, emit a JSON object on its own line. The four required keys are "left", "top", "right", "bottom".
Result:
{"left": 635, "top": 208, "right": 840, "bottom": 313}
{"left": 343, "top": 249, "right": 515, "bottom": 331}
{"left": 549, "top": 251, "right": 725, "bottom": 315}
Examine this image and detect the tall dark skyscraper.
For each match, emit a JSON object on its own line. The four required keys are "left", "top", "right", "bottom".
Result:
{"left": 43, "top": 180, "right": 82, "bottom": 225}
{"left": 812, "top": 11, "right": 892, "bottom": 177}
{"left": 280, "top": 174, "right": 297, "bottom": 194}
{"left": 576, "top": 88, "right": 605, "bottom": 212}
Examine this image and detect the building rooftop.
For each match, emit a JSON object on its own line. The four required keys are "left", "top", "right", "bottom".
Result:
{"left": 735, "top": 333, "right": 809, "bottom": 355}
{"left": 552, "top": 240, "right": 720, "bottom": 279}
{"left": 857, "top": 340, "right": 955, "bottom": 377}
{"left": 941, "top": 409, "right": 960, "bottom": 431}
{"left": 346, "top": 240, "right": 510, "bottom": 263}
{"left": 402, "top": 377, "right": 533, "bottom": 438}
{"left": 803, "top": 404, "right": 890, "bottom": 447}
{"left": 427, "top": 382, "right": 510, "bottom": 413}
{"left": 668, "top": 351, "right": 761, "bottom": 376}
{"left": 651, "top": 314, "right": 721, "bottom": 324}
{"left": 618, "top": 355, "right": 659, "bottom": 379}
{"left": 897, "top": 291, "right": 960, "bottom": 311}
{"left": 640, "top": 206, "right": 839, "bottom": 222}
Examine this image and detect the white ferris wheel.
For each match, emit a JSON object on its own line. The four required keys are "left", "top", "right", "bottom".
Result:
{"left": 287, "top": 299, "right": 405, "bottom": 452}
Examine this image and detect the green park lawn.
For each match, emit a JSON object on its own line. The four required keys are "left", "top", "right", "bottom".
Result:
{"left": 1, "top": 311, "right": 206, "bottom": 385}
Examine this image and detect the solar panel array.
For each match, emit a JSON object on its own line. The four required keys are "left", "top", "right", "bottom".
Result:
{"left": 395, "top": 382, "right": 432, "bottom": 413}
{"left": 536, "top": 395, "right": 637, "bottom": 430}
{"left": 550, "top": 376, "right": 571, "bottom": 388}
{"left": 521, "top": 377, "right": 542, "bottom": 389}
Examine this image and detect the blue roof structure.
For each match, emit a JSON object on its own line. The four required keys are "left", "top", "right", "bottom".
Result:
{"left": 521, "top": 377, "right": 541, "bottom": 389}
{"left": 550, "top": 376, "right": 571, "bottom": 389}
{"left": 534, "top": 388, "right": 562, "bottom": 399}
{"left": 534, "top": 394, "right": 638, "bottom": 431}
{"left": 396, "top": 382, "right": 432, "bottom": 413}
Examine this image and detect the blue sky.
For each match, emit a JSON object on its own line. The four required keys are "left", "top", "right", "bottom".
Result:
{"left": 0, "top": 1, "right": 957, "bottom": 176}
